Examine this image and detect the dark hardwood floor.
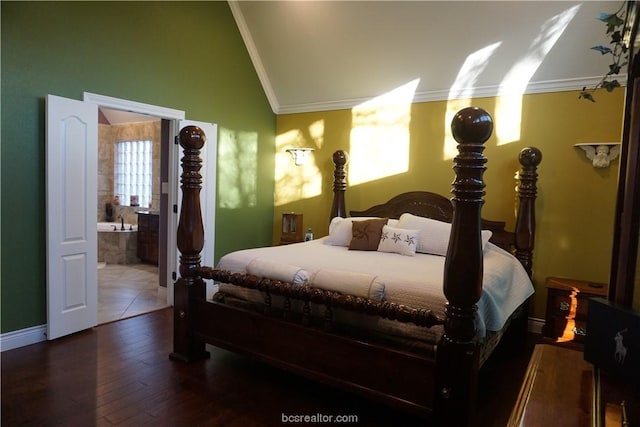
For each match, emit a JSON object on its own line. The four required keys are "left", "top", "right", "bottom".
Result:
{"left": 1, "top": 308, "right": 540, "bottom": 426}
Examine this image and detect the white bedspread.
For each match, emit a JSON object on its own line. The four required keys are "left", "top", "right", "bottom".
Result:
{"left": 216, "top": 237, "right": 534, "bottom": 333}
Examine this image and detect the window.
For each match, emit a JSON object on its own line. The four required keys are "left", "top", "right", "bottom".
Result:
{"left": 114, "top": 140, "right": 152, "bottom": 208}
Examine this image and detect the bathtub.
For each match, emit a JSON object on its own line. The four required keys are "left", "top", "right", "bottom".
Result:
{"left": 97, "top": 222, "right": 139, "bottom": 264}
{"left": 97, "top": 222, "right": 138, "bottom": 232}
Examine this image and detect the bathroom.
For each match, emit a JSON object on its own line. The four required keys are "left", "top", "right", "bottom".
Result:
{"left": 96, "top": 108, "right": 168, "bottom": 324}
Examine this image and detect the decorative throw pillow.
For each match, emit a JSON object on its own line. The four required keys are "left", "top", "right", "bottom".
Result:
{"left": 377, "top": 225, "right": 419, "bottom": 256}
{"left": 396, "top": 213, "right": 492, "bottom": 256}
{"left": 348, "top": 218, "right": 388, "bottom": 251}
{"left": 328, "top": 216, "right": 347, "bottom": 235}
{"left": 325, "top": 217, "right": 358, "bottom": 246}
{"left": 326, "top": 217, "right": 393, "bottom": 247}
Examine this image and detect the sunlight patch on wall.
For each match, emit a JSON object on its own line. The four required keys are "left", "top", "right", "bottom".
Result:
{"left": 275, "top": 125, "right": 322, "bottom": 206}
{"left": 495, "top": 4, "right": 580, "bottom": 145}
{"left": 349, "top": 79, "right": 418, "bottom": 186}
{"left": 217, "top": 126, "right": 258, "bottom": 209}
{"left": 444, "top": 42, "right": 502, "bottom": 160}
{"left": 308, "top": 120, "right": 325, "bottom": 149}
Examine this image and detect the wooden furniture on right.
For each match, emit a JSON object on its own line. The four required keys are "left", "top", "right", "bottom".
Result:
{"left": 597, "top": 6, "right": 640, "bottom": 423}
{"left": 609, "top": 3, "right": 640, "bottom": 310}
{"left": 137, "top": 211, "right": 159, "bottom": 265}
{"left": 279, "top": 213, "right": 303, "bottom": 245}
{"left": 508, "top": 344, "right": 593, "bottom": 427}
{"left": 593, "top": 367, "right": 640, "bottom": 426}
{"left": 543, "top": 277, "right": 607, "bottom": 345}
{"left": 509, "top": 344, "right": 639, "bottom": 426}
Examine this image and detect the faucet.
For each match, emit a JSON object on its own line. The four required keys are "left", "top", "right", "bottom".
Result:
{"left": 119, "top": 215, "right": 125, "bottom": 231}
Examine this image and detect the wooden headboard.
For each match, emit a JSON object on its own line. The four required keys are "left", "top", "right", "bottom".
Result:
{"left": 329, "top": 147, "right": 542, "bottom": 276}
{"left": 349, "top": 191, "right": 512, "bottom": 253}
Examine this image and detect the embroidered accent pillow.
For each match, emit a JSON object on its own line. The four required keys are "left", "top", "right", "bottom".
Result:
{"left": 326, "top": 217, "right": 395, "bottom": 247}
{"left": 377, "top": 225, "right": 419, "bottom": 256}
{"left": 348, "top": 218, "right": 388, "bottom": 251}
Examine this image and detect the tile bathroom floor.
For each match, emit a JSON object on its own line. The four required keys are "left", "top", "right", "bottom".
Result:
{"left": 98, "top": 263, "right": 169, "bottom": 324}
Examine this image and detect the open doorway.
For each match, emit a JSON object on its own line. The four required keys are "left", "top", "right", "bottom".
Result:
{"left": 96, "top": 107, "right": 169, "bottom": 324}
{"left": 46, "top": 92, "right": 216, "bottom": 337}
{"left": 47, "top": 93, "right": 215, "bottom": 339}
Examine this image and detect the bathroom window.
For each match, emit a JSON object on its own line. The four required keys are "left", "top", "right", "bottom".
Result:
{"left": 114, "top": 140, "right": 152, "bottom": 208}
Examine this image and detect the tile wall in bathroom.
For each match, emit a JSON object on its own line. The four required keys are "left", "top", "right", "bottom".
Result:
{"left": 98, "top": 120, "right": 161, "bottom": 225}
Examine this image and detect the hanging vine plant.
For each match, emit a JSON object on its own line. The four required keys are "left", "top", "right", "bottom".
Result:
{"left": 579, "top": 3, "right": 629, "bottom": 102}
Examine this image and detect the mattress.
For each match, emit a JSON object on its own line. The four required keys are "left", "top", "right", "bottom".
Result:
{"left": 215, "top": 237, "right": 534, "bottom": 343}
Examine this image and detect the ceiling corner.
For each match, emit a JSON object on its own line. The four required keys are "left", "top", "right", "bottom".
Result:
{"left": 228, "top": 1, "right": 281, "bottom": 114}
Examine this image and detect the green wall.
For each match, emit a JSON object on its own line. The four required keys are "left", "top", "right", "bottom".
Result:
{"left": 275, "top": 91, "right": 625, "bottom": 320}
{"left": 1, "top": 1, "right": 276, "bottom": 333}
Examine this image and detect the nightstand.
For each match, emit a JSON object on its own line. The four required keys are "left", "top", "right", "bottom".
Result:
{"left": 279, "top": 213, "right": 303, "bottom": 245}
{"left": 543, "top": 277, "right": 608, "bottom": 345}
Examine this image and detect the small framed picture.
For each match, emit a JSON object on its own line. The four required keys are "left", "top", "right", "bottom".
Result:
{"left": 584, "top": 297, "right": 640, "bottom": 381}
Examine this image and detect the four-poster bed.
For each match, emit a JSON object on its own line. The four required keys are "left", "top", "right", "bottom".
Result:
{"left": 170, "top": 107, "right": 542, "bottom": 425}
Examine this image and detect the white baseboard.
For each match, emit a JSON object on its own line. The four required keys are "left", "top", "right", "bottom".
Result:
{"left": 1, "top": 324, "right": 47, "bottom": 352}
{"left": 528, "top": 317, "right": 545, "bottom": 335}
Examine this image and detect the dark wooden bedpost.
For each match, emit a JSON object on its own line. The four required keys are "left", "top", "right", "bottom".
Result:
{"left": 170, "top": 126, "right": 209, "bottom": 362}
{"left": 330, "top": 150, "right": 348, "bottom": 220}
{"left": 514, "top": 147, "right": 542, "bottom": 277}
{"left": 435, "top": 107, "right": 492, "bottom": 426}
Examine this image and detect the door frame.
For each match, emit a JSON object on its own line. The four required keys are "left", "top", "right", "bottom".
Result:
{"left": 83, "top": 92, "right": 184, "bottom": 305}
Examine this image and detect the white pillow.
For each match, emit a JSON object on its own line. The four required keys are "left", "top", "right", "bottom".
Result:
{"left": 325, "top": 217, "right": 395, "bottom": 246}
{"left": 377, "top": 225, "right": 419, "bottom": 256}
{"left": 396, "top": 213, "right": 492, "bottom": 256}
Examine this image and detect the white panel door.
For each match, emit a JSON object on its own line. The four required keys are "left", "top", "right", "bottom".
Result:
{"left": 177, "top": 120, "right": 218, "bottom": 268}
{"left": 46, "top": 95, "right": 98, "bottom": 340}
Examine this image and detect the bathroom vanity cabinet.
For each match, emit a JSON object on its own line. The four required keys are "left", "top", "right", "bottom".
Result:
{"left": 137, "top": 212, "right": 159, "bottom": 265}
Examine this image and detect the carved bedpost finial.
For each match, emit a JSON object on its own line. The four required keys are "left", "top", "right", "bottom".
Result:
{"left": 332, "top": 149, "right": 348, "bottom": 168}
{"left": 330, "top": 150, "right": 349, "bottom": 220}
{"left": 519, "top": 146, "right": 542, "bottom": 168}
{"left": 515, "top": 146, "right": 542, "bottom": 276}
{"left": 177, "top": 126, "right": 206, "bottom": 279}
{"left": 450, "top": 107, "right": 493, "bottom": 144}
{"left": 435, "top": 107, "right": 492, "bottom": 427}
{"left": 180, "top": 126, "right": 206, "bottom": 151}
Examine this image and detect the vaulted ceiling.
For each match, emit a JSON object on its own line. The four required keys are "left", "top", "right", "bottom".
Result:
{"left": 230, "top": 1, "right": 627, "bottom": 114}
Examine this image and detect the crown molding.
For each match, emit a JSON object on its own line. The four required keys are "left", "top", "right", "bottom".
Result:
{"left": 229, "top": 1, "right": 279, "bottom": 114}
{"left": 275, "top": 76, "right": 626, "bottom": 115}
{"left": 413, "top": 75, "right": 628, "bottom": 103}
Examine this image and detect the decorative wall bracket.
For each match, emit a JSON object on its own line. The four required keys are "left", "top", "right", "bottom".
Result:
{"left": 286, "top": 147, "right": 315, "bottom": 166}
{"left": 574, "top": 142, "right": 620, "bottom": 168}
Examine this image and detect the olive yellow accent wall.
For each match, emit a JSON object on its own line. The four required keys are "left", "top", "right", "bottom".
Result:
{"left": 274, "top": 90, "right": 624, "bottom": 319}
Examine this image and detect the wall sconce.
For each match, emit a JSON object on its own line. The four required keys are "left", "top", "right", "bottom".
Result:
{"left": 286, "top": 148, "right": 315, "bottom": 166}
{"left": 574, "top": 142, "right": 621, "bottom": 168}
